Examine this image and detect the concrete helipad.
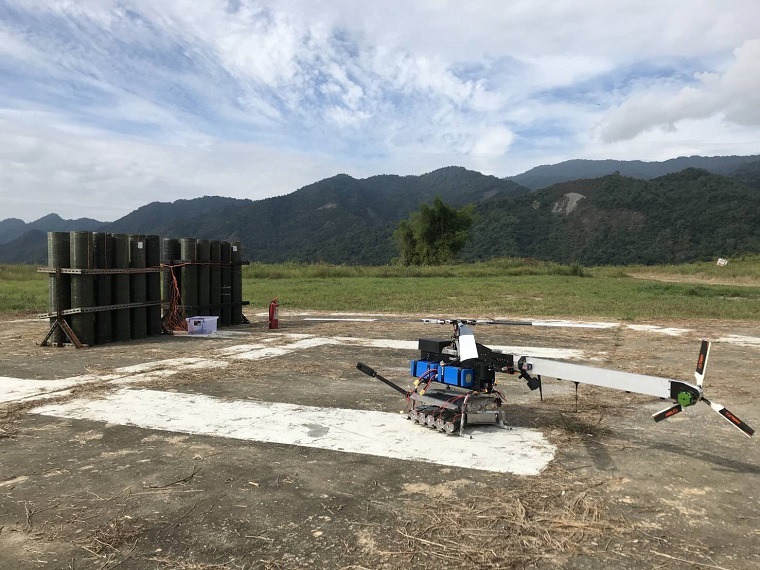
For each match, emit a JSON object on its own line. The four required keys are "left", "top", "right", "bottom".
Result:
{"left": 1, "top": 313, "right": 759, "bottom": 569}
{"left": 34, "top": 388, "right": 557, "bottom": 475}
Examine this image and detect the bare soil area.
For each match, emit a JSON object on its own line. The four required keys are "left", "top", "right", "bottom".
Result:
{"left": 1, "top": 312, "right": 758, "bottom": 569}
{"left": 629, "top": 272, "right": 760, "bottom": 288}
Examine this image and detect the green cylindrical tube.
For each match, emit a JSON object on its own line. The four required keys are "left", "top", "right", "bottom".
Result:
{"left": 145, "top": 234, "right": 162, "bottom": 336}
{"left": 220, "top": 241, "right": 232, "bottom": 327}
{"left": 209, "top": 240, "right": 222, "bottom": 319}
{"left": 180, "top": 238, "right": 198, "bottom": 317}
{"left": 47, "top": 232, "right": 71, "bottom": 345}
{"left": 92, "top": 232, "right": 113, "bottom": 345}
{"left": 111, "top": 234, "right": 131, "bottom": 342}
{"left": 161, "top": 238, "right": 181, "bottom": 320}
{"left": 231, "top": 241, "right": 242, "bottom": 325}
{"left": 129, "top": 235, "right": 147, "bottom": 339}
{"left": 70, "top": 231, "right": 95, "bottom": 346}
{"left": 196, "top": 239, "right": 210, "bottom": 316}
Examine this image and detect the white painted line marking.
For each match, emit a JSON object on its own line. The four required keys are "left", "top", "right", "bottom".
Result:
{"left": 264, "top": 312, "right": 411, "bottom": 318}
{"left": 218, "top": 337, "right": 343, "bottom": 360}
{"left": 215, "top": 343, "right": 268, "bottom": 356}
{"left": 116, "top": 358, "right": 226, "bottom": 374}
{"left": 0, "top": 377, "right": 79, "bottom": 404}
{"left": 493, "top": 346, "right": 588, "bottom": 360}
{"left": 33, "top": 389, "right": 556, "bottom": 475}
{"left": 334, "top": 337, "right": 418, "bottom": 350}
{"left": 304, "top": 318, "right": 378, "bottom": 322}
{"left": 111, "top": 370, "right": 178, "bottom": 385}
{"left": 531, "top": 320, "right": 619, "bottom": 329}
{"left": 0, "top": 333, "right": 589, "bottom": 403}
{"left": 626, "top": 325, "right": 691, "bottom": 337}
{"left": 716, "top": 335, "right": 760, "bottom": 348}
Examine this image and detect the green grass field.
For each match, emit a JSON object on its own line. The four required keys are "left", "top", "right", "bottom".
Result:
{"left": 0, "top": 264, "right": 49, "bottom": 315}
{"left": 3, "top": 257, "right": 759, "bottom": 321}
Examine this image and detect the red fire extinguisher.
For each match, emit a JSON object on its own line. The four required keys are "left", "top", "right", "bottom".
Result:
{"left": 268, "top": 298, "right": 279, "bottom": 329}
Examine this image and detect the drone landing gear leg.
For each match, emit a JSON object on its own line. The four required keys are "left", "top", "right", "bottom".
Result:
{"left": 459, "top": 392, "right": 473, "bottom": 437}
{"left": 574, "top": 381, "right": 579, "bottom": 413}
{"left": 538, "top": 375, "right": 543, "bottom": 402}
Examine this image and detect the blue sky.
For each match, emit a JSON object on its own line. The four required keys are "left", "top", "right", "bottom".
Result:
{"left": 1, "top": 0, "right": 759, "bottom": 222}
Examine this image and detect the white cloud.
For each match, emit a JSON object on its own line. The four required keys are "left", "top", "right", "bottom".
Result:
{"left": 0, "top": 0, "right": 759, "bottom": 221}
{"left": 600, "top": 39, "right": 760, "bottom": 142}
{"left": 517, "top": 54, "right": 613, "bottom": 91}
{"left": 0, "top": 26, "right": 38, "bottom": 61}
{"left": 588, "top": 116, "right": 760, "bottom": 162}
{"left": 471, "top": 126, "right": 515, "bottom": 155}
{"left": 286, "top": 0, "right": 758, "bottom": 61}
{"left": 0, "top": 109, "right": 347, "bottom": 221}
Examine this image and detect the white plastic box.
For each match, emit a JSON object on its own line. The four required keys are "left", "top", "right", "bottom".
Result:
{"left": 186, "top": 316, "right": 219, "bottom": 335}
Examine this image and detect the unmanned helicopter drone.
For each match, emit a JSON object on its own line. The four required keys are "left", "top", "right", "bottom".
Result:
{"left": 357, "top": 319, "right": 754, "bottom": 438}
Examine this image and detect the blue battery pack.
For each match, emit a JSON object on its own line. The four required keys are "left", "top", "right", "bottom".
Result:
{"left": 439, "top": 365, "right": 475, "bottom": 388}
{"left": 410, "top": 360, "right": 439, "bottom": 378}
{"left": 459, "top": 368, "right": 475, "bottom": 388}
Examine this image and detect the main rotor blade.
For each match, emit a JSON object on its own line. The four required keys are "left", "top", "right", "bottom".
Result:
{"left": 702, "top": 397, "right": 754, "bottom": 437}
{"left": 420, "top": 318, "right": 534, "bottom": 326}
{"left": 476, "top": 319, "right": 534, "bottom": 326}
{"left": 652, "top": 403, "right": 683, "bottom": 423}
{"left": 694, "top": 340, "right": 711, "bottom": 388}
{"left": 304, "top": 316, "right": 608, "bottom": 330}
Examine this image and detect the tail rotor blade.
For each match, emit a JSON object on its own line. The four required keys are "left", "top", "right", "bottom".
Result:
{"left": 702, "top": 397, "right": 754, "bottom": 437}
{"left": 653, "top": 404, "right": 683, "bottom": 423}
{"left": 694, "top": 340, "right": 711, "bottom": 388}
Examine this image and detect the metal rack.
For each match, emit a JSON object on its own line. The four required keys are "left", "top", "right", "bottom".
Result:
{"left": 41, "top": 232, "right": 250, "bottom": 349}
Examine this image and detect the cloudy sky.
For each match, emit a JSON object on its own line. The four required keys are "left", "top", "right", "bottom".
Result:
{"left": 1, "top": 0, "right": 759, "bottom": 222}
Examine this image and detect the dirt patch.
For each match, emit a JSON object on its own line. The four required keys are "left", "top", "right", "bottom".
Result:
{"left": 629, "top": 272, "right": 760, "bottom": 287}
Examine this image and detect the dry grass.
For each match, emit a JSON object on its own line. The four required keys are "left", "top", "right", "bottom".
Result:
{"left": 13, "top": 485, "right": 242, "bottom": 570}
{"left": 0, "top": 407, "right": 22, "bottom": 439}
{"left": 79, "top": 514, "right": 146, "bottom": 560}
{"left": 354, "top": 468, "right": 629, "bottom": 569}
{"left": 147, "top": 559, "right": 242, "bottom": 569}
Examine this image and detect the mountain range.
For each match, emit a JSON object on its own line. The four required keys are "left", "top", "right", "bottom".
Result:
{"left": 507, "top": 154, "right": 760, "bottom": 189}
{"left": 2, "top": 155, "right": 759, "bottom": 266}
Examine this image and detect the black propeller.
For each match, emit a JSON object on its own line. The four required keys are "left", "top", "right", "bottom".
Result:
{"left": 652, "top": 340, "right": 754, "bottom": 437}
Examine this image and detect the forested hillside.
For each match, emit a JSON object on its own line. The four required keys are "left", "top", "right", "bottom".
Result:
{"left": 465, "top": 168, "right": 760, "bottom": 265}
{"left": 507, "top": 155, "right": 760, "bottom": 189}
{"left": 1, "top": 164, "right": 759, "bottom": 266}
{"left": 0, "top": 214, "right": 102, "bottom": 244}
{"left": 105, "top": 167, "right": 526, "bottom": 264}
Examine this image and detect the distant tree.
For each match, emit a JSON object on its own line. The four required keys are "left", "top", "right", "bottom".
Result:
{"left": 393, "top": 197, "right": 474, "bottom": 265}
